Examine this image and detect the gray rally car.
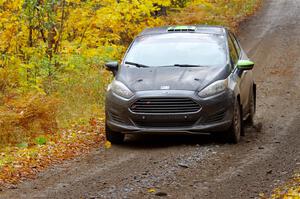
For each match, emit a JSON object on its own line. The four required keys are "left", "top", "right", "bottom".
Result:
{"left": 105, "top": 25, "right": 256, "bottom": 144}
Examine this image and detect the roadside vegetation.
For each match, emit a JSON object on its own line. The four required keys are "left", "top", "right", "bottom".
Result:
{"left": 0, "top": 0, "right": 261, "bottom": 186}
{"left": 267, "top": 173, "right": 300, "bottom": 199}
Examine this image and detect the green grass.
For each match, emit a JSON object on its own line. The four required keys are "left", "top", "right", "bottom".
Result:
{"left": 55, "top": 68, "right": 111, "bottom": 127}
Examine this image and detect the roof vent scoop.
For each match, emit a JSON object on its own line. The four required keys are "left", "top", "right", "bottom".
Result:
{"left": 167, "top": 26, "right": 197, "bottom": 32}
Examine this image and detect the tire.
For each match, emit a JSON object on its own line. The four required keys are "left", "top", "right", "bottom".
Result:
{"left": 245, "top": 89, "right": 256, "bottom": 126}
{"left": 105, "top": 123, "right": 125, "bottom": 144}
{"left": 227, "top": 99, "right": 242, "bottom": 144}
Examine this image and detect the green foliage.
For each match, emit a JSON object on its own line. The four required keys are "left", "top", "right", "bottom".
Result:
{"left": 17, "top": 142, "right": 29, "bottom": 149}
{"left": 35, "top": 136, "right": 47, "bottom": 145}
{"left": 55, "top": 67, "right": 111, "bottom": 127}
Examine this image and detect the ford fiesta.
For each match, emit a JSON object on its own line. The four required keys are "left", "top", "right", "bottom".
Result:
{"left": 105, "top": 25, "right": 256, "bottom": 144}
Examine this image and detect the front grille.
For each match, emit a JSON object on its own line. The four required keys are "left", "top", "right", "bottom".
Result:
{"left": 130, "top": 98, "right": 201, "bottom": 114}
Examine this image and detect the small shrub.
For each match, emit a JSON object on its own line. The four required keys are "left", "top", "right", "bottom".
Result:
{"left": 0, "top": 93, "right": 59, "bottom": 145}
{"left": 35, "top": 136, "right": 47, "bottom": 145}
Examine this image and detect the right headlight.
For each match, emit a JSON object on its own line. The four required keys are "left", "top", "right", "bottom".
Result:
{"left": 198, "top": 79, "right": 228, "bottom": 98}
{"left": 108, "top": 80, "right": 134, "bottom": 99}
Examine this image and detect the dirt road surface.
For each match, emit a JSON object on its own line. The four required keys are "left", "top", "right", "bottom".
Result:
{"left": 1, "top": 0, "right": 300, "bottom": 198}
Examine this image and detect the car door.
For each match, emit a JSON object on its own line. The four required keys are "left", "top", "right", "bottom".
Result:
{"left": 229, "top": 32, "right": 252, "bottom": 114}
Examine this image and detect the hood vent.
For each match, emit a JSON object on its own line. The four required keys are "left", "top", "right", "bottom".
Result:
{"left": 167, "top": 26, "right": 196, "bottom": 32}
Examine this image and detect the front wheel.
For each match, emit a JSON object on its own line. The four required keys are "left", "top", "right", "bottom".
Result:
{"left": 227, "top": 100, "right": 242, "bottom": 144}
{"left": 105, "top": 124, "right": 125, "bottom": 144}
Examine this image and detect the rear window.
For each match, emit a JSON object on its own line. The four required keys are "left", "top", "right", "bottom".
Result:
{"left": 124, "top": 33, "right": 227, "bottom": 67}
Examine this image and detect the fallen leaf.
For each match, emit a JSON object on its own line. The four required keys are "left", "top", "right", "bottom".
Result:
{"left": 148, "top": 188, "right": 156, "bottom": 193}
{"left": 104, "top": 141, "right": 111, "bottom": 149}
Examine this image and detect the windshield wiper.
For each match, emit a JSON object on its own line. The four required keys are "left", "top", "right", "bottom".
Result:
{"left": 125, "top": 62, "right": 206, "bottom": 68}
{"left": 125, "top": 61, "right": 150, "bottom": 68}
{"left": 174, "top": 64, "right": 207, "bottom": 67}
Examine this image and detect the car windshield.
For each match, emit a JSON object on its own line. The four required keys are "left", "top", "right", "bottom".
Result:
{"left": 124, "top": 33, "right": 227, "bottom": 67}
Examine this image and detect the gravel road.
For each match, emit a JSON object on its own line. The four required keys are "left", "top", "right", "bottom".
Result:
{"left": 1, "top": 0, "right": 300, "bottom": 198}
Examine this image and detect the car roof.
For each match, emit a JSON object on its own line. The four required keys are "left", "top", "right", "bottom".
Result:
{"left": 139, "top": 25, "right": 227, "bottom": 37}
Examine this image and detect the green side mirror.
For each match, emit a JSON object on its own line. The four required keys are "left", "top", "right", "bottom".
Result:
{"left": 237, "top": 60, "right": 254, "bottom": 70}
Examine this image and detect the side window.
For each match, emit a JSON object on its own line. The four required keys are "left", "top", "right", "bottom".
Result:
{"left": 229, "top": 33, "right": 241, "bottom": 57}
{"left": 228, "top": 35, "right": 239, "bottom": 66}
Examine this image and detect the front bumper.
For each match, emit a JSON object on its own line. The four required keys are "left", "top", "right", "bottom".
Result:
{"left": 105, "top": 90, "right": 235, "bottom": 134}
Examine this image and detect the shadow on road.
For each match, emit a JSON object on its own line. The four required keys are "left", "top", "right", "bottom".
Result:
{"left": 114, "top": 124, "right": 262, "bottom": 150}
{"left": 119, "top": 133, "right": 227, "bottom": 149}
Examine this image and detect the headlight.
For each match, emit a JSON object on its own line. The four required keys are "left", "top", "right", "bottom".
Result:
{"left": 198, "top": 79, "right": 228, "bottom": 98}
{"left": 108, "top": 80, "right": 134, "bottom": 99}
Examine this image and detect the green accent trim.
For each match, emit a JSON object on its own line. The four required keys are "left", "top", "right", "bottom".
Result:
{"left": 237, "top": 60, "right": 254, "bottom": 70}
{"left": 168, "top": 26, "right": 197, "bottom": 31}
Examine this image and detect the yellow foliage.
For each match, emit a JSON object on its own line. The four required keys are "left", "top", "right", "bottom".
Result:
{"left": 270, "top": 174, "right": 300, "bottom": 199}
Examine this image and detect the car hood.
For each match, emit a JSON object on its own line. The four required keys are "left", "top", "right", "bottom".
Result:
{"left": 117, "top": 66, "right": 228, "bottom": 92}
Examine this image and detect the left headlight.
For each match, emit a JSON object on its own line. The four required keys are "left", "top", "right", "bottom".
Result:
{"left": 108, "top": 80, "right": 134, "bottom": 99}
{"left": 198, "top": 79, "right": 228, "bottom": 98}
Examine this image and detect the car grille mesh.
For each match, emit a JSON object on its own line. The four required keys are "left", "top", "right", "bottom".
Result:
{"left": 130, "top": 98, "right": 201, "bottom": 114}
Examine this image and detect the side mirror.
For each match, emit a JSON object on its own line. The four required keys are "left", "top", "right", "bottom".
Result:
{"left": 105, "top": 61, "right": 119, "bottom": 75}
{"left": 237, "top": 60, "right": 254, "bottom": 70}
